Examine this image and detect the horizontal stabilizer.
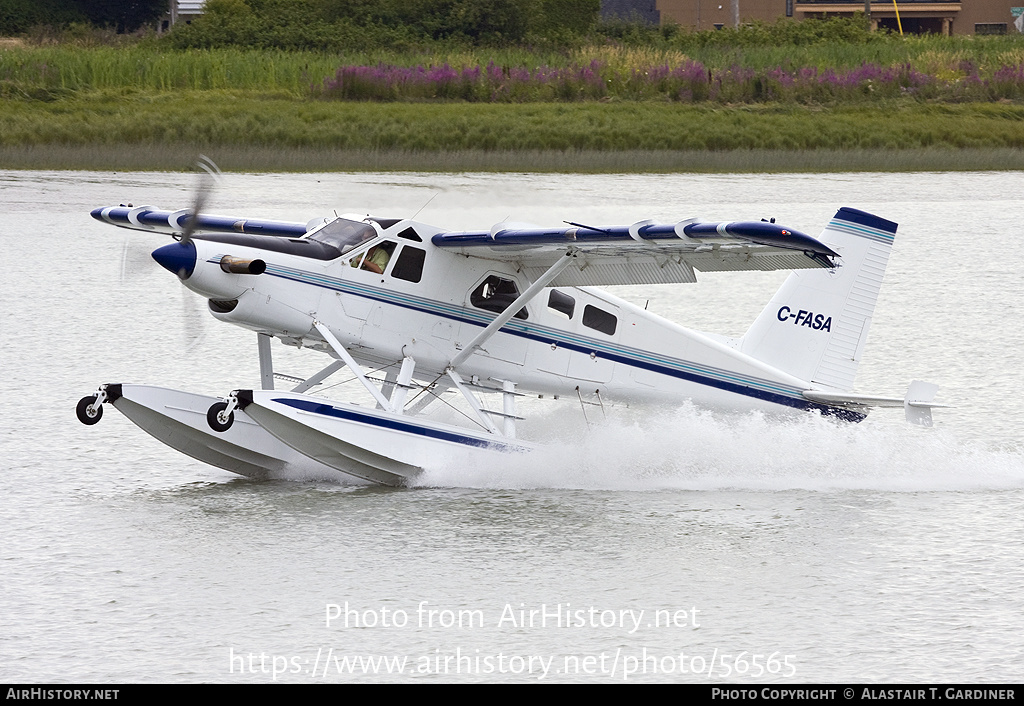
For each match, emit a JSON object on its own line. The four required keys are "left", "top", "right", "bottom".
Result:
{"left": 803, "top": 380, "right": 948, "bottom": 427}
{"left": 904, "top": 380, "right": 943, "bottom": 427}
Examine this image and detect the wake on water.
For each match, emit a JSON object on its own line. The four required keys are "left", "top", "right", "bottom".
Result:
{"left": 411, "top": 404, "right": 1024, "bottom": 492}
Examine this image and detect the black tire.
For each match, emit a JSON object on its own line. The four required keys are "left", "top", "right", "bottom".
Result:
{"left": 77, "top": 396, "right": 103, "bottom": 425}
{"left": 207, "top": 401, "right": 234, "bottom": 432}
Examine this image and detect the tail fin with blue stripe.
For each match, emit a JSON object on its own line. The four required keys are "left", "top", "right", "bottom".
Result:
{"left": 739, "top": 207, "right": 897, "bottom": 391}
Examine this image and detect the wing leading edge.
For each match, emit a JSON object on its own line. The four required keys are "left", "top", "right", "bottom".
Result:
{"left": 93, "top": 206, "right": 842, "bottom": 288}
{"left": 91, "top": 206, "right": 309, "bottom": 238}
{"left": 431, "top": 219, "right": 839, "bottom": 287}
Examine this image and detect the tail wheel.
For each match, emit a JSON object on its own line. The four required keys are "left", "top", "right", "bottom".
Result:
{"left": 207, "top": 401, "right": 234, "bottom": 432}
{"left": 76, "top": 396, "right": 103, "bottom": 425}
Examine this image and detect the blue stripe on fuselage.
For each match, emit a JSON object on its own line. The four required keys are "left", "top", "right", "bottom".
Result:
{"left": 253, "top": 265, "right": 861, "bottom": 420}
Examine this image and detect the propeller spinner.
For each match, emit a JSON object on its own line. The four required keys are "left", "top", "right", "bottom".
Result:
{"left": 151, "top": 156, "right": 221, "bottom": 279}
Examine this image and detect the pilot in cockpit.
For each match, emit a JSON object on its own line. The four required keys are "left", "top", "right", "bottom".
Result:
{"left": 308, "top": 216, "right": 394, "bottom": 274}
{"left": 345, "top": 231, "right": 395, "bottom": 274}
{"left": 357, "top": 243, "right": 393, "bottom": 274}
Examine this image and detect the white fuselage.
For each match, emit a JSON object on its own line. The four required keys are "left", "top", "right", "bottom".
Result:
{"left": 184, "top": 216, "right": 819, "bottom": 416}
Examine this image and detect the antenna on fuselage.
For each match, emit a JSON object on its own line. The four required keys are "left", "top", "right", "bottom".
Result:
{"left": 411, "top": 192, "right": 438, "bottom": 220}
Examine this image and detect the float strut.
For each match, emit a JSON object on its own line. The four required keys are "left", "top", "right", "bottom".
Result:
{"left": 257, "top": 333, "right": 275, "bottom": 390}
{"left": 290, "top": 360, "right": 346, "bottom": 394}
{"left": 391, "top": 356, "right": 417, "bottom": 414}
{"left": 502, "top": 380, "right": 517, "bottom": 438}
{"left": 446, "top": 368, "right": 500, "bottom": 434}
{"left": 312, "top": 320, "right": 392, "bottom": 410}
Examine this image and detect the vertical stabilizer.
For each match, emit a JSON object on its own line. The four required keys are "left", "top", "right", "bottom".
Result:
{"left": 739, "top": 207, "right": 897, "bottom": 391}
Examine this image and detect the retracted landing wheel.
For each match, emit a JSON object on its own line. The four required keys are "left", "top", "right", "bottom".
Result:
{"left": 207, "top": 401, "right": 234, "bottom": 432}
{"left": 76, "top": 395, "right": 103, "bottom": 425}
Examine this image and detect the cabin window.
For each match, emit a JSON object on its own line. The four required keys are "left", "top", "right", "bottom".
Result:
{"left": 397, "top": 227, "right": 423, "bottom": 242}
{"left": 350, "top": 240, "right": 397, "bottom": 275}
{"left": 582, "top": 305, "right": 617, "bottom": 336}
{"left": 391, "top": 245, "right": 426, "bottom": 283}
{"left": 471, "top": 275, "right": 528, "bottom": 320}
{"left": 547, "top": 290, "right": 575, "bottom": 319}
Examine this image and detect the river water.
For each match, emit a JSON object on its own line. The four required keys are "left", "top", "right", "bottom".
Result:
{"left": 1, "top": 168, "right": 1022, "bottom": 683}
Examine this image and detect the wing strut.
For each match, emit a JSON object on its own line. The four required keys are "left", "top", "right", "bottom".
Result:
{"left": 450, "top": 250, "right": 576, "bottom": 368}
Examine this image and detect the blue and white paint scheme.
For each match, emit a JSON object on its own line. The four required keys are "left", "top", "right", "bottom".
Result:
{"left": 81, "top": 202, "right": 945, "bottom": 486}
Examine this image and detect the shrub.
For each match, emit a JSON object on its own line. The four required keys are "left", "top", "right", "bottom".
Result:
{"left": 0, "top": 0, "right": 86, "bottom": 35}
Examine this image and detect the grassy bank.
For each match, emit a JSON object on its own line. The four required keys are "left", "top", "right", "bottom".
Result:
{"left": 2, "top": 94, "right": 1023, "bottom": 172}
{"left": 4, "top": 36, "right": 1024, "bottom": 173}
{"left": 3, "top": 93, "right": 1024, "bottom": 150}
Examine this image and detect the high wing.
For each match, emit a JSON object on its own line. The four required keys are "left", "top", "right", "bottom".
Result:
{"left": 93, "top": 206, "right": 840, "bottom": 288}
{"left": 91, "top": 206, "right": 309, "bottom": 238}
{"left": 431, "top": 219, "right": 839, "bottom": 287}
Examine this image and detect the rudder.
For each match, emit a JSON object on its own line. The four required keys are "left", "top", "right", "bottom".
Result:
{"left": 739, "top": 207, "right": 897, "bottom": 391}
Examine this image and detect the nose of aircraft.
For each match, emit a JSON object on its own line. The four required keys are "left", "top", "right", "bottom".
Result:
{"left": 152, "top": 241, "right": 197, "bottom": 279}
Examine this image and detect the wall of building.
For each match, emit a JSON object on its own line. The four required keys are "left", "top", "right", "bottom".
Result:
{"left": 657, "top": 0, "right": 787, "bottom": 30}
{"left": 954, "top": 1, "right": 1018, "bottom": 34}
{"left": 643, "top": 0, "right": 1021, "bottom": 34}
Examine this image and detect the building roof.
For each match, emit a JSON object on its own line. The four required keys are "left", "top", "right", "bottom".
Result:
{"left": 176, "top": 0, "right": 206, "bottom": 14}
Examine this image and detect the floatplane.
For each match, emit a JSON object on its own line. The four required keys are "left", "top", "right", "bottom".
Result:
{"left": 78, "top": 168, "right": 945, "bottom": 486}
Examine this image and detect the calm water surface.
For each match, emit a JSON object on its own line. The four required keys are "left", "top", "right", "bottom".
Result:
{"left": 1, "top": 169, "right": 1022, "bottom": 683}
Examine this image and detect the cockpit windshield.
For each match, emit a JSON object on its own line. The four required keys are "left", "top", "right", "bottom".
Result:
{"left": 307, "top": 218, "right": 378, "bottom": 254}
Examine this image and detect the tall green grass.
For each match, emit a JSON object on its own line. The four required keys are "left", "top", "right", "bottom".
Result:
{"left": 0, "top": 46, "right": 337, "bottom": 94}
{"left": 0, "top": 45, "right": 610, "bottom": 95}
{"left": 5, "top": 37, "right": 1024, "bottom": 98}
